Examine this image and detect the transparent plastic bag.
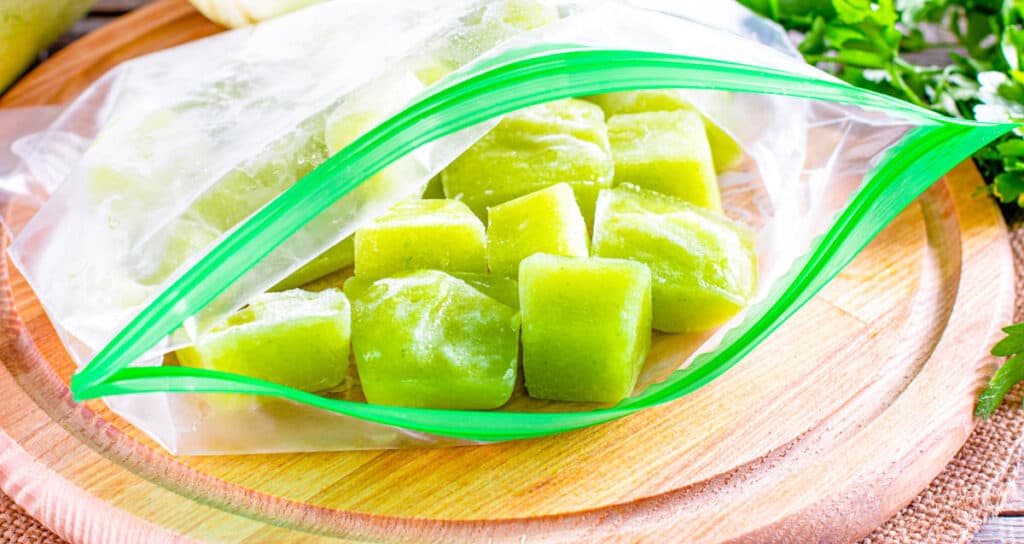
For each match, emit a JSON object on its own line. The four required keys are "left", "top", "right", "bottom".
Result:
{"left": 0, "top": 0, "right": 1011, "bottom": 454}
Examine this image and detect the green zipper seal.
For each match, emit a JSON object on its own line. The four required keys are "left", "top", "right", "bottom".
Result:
{"left": 67, "top": 46, "right": 1015, "bottom": 441}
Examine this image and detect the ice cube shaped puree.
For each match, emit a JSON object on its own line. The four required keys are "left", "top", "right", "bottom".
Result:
{"left": 593, "top": 186, "right": 757, "bottom": 333}
{"left": 519, "top": 254, "right": 652, "bottom": 404}
{"left": 441, "top": 99, "right": 613, "bottom": 223}
{"left": 586, "top": 90, "right": 744, "bottom": 173}
{"left": 347, "top": 270, "right": 520, "bottom": 409}
{"left": 176, "top": 289, "right": 351, "bottom": 392}
{"left": 607, "top": 110, "right": 721, "bottom": 213}
{"left": 487, "top": 183, "right": 588, "bottom": 278}
{"left": 355, "top": 199, "right": 486, "bottom": 280}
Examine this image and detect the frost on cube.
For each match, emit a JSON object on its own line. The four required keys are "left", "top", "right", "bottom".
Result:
{"left": 607, "top": 110, "right": 722, "bottom": 212}
{"left": 347, "top": 270, "right": 520, "bottom": 409}
{"left": 586, "top": 90, "right": 744, "bottom": 173}
{"left": 441, "top": 98, "right": 614, "bottom": 224}
{"left": 176, "top": 289, "right": 351, "bottom": 392}
{"left": 486, "top": 183, "right": 589, "bottom": 278}
{"left": 519, "top": 254, "right": 652, "bottom": 404}
{"left": 354, "top": 199, "right": 487, "bottom": 280}
{"left": 593, "top": 186, "right": 757, "bottom": 333}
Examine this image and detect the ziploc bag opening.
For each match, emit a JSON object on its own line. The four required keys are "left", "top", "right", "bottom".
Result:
{"left": 1, "top": 0, "right": 1012, "bottom": 454}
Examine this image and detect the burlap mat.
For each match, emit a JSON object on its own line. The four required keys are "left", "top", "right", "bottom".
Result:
{"left": 4, "top": 213, "right": 1024, "bottom": 543}
{"left": 0, "top": 491, "right": 63, "bottom": 543}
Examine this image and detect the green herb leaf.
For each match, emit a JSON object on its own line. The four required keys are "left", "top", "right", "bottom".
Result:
{"left": 735, "top": 0, "right": 1024, "bottom": 416}
{"left": 992, "top": 171, "right": 1024, "bottom": 204}
{"left": 976, "top": 352, "right": 1024, "bottom": 418}
{"left": 992, "top": 328, "right": 1024, "bottom": 356}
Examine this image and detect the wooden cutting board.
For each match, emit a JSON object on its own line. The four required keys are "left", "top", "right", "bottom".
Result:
{"left": 0, "top": 1, "right": 1016, "bottom": 542}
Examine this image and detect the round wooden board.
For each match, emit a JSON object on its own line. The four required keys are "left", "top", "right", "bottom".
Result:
{"left": 0, "top": 1, "right": 1016, "bottom": 542}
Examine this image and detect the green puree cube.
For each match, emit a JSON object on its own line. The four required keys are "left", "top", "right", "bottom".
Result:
{"left": 586, "top": 90, "right": 744, "bottom": 173}
{"left": 176, "top": 289, "right": 351, "bottom": 392}
{"left": 487, "top": 183, "right": 589, "bottom": 278}
{"left": 349, "top": 270, "right": 520, "bottom": 409}
{"left": 441, "top": 99, "right": 613, "bottom": 224}
{"left": 593, "top": 186, "right": 757, "bottom": 333}
{"left": 607, "top": 110, "right": 722, "bottom": 213}
{"left": 354, "top": 199, "right": 486, "bottom": 280}
{"left": 519, "top": 254, "right": 652, "bottom": 403}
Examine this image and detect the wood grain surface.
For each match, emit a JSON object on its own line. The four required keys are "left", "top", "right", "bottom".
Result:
{"left": 0, "top": 0, "right": 1018, "bottom": 542}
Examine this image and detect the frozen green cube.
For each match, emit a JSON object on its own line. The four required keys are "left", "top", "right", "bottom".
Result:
{"left": 349, "top": 270, "right": 520, "bottom": 409}
{"left": 593, "top": 186, "right": 757, "bottom": 333}
{"left": 176, "top": 289, "right": 351, "bottom": 392}
{"left": 486, "top": 183, "right": 589, "bottom": 278}
{"left": 354, "top": 199, "right": 487, "bottom": 280}
{"left": 441, "top": 99, "right": 613, "bottom": 223}
{"left": 607, "top": 110, "right": 722, "bottom": 213}
{"left": 586, "top": 90, "right": 744, "bottom": 173}
{"left": 519, "top": 254, "right": 652, "bottom": 403}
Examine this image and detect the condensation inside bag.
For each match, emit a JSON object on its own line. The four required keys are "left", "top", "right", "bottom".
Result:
{"left": 0, "top": 0, "right": 917, "bottom": 453}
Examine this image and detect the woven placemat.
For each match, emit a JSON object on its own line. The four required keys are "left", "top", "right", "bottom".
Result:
{"left": 0, "top": 490, "right": 63, "bottom": 543}
{"left": 3, "top": 208, "right": 1024, "bottom": 543}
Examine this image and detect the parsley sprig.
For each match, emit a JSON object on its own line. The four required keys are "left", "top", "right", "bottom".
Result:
{"left": 738, "top": 0, "right": 1024, "bottom": 201}
{"left": 977, "top": 323, "right": 1024, "bottom": 417}
{"left": 737, "top": 0, "right": 1024, "bottom": 416}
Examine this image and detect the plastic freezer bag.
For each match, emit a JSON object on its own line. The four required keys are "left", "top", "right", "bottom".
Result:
{"left": 0, "top": 0, "right": 1011, "bottom": 454}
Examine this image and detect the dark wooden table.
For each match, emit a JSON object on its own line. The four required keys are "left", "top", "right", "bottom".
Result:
{"left": 7, "top": 1, "right": 1024, "bottom": 542}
